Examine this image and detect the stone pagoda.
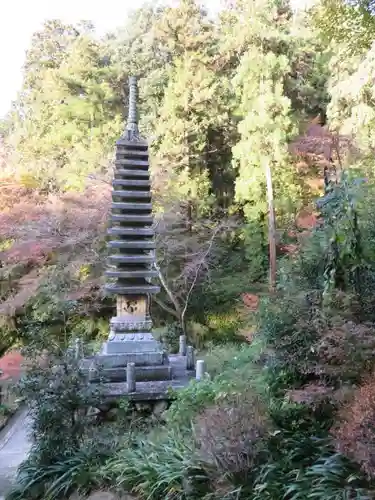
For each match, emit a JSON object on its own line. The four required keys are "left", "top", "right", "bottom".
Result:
{"left": 83, "top": 76, "right": 200, "bottom": 401}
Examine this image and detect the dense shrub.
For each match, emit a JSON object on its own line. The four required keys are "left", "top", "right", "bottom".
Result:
{"left": 166, "top": 343, "right": 264, "bottom": 428}
{"left": 195, "top": 392, "right": 270, "bottom": 484}
{"left": 333, "top": 375, "right": 375, "bottom": 480}
{"left": 257, "top": 291, "right": 375, "bottom": 391}
{"left": 18, "top": 347, "right": 103, "bottom": 467}
{"left": 7, "top": 343, "right": 110, "bottom": 500}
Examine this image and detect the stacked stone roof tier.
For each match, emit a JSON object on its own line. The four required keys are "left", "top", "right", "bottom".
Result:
{"left": 105, "top": 138, "right": 159, "bottom": 296}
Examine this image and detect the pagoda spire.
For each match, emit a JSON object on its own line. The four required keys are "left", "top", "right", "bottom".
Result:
{"left": 123, "top": 75, "right": 141, "bottom": 142}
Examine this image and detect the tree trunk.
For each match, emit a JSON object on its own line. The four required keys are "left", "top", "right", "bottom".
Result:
{"left": 265, "top": 161, "right": 276, "bottom": 292}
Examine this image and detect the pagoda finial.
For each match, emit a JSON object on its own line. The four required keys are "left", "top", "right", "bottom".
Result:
{"left": 125, "top": 76, "right": 139, "bottom": 141}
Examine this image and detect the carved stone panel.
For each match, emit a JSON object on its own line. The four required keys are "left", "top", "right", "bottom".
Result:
{"left": 116, "top": 295, "right": 147, "bottom": 317}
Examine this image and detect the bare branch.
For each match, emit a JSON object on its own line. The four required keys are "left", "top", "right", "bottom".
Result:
{"left": 180, "top": 224, "right": 221, "bottom": 329}
{"left": 153, "top": 261, "right": 183, "bottom": 318}
{"left": 153, "top": 296, "right": 180, "bottom": 319}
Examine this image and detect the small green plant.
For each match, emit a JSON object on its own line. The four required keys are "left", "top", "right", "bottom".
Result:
{"left": 250, "top": 435, "right": 375, "bottom": 500}
{"left": 0, "top": 403, "right": 11, "bottom": 416}
{"left": 162, "top": 322, "right": 182, "bottom": 353}
{"left": 166, "top": 379, "right": 219, "bottom": 428}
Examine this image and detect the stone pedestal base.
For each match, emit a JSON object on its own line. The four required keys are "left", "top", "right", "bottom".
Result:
{"left": 97, "top": 349, "right": 165, "bottom": 365}
{"left": 82, "top": 360, "right": 172, "bottom": 383}
{"left": 81, "top": 344, "right": 173, "bottom": 383}
{"left": 102, "top": 332, "right": 163, "bottom": 356}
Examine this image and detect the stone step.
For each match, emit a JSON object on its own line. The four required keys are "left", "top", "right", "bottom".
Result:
{"left": 108, "top": 240, "right": 156, "bottom": 249}
{"left": 112, "top": 202, "right": 152, "bottom": 211}
{"left": 108, "top": 254, "right": 155, "bottom": 264}
{"left": 115, "top": 159, "right": 149, "bottom": 167}
{"left": 112, "top": 179, "right": 150, "bottom": 187}
{"left": 114, "top": 169, "right": 149, "bottom": 178}
{"left": 105, "top": 284, "right": 160, "bottom": 295}
{"left": 94, "top": 379, "right": 191, "bottom": 402}
{"left": 105, "top": 270, "right": 158, "bottom": 278}
{"left": 108, "top": 227, "right": 155, "bottom": 236}
{"left": 112, "top": 190, "right": 151, "bottom": 199}
{"left": 116, "top": 139, "right": 148, "bottom": 150}
{"left": 109, "top": 214, "right": 153, "bottom": 224}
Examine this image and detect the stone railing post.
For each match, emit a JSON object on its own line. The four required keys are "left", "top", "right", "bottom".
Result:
{"left": 127, "top": 362, "right": 136, "bottom": 392}
{"left": 179, "top": 335, "right": 187, "bottom": 356}
{"left": 196, "top": 359, "right": 206, "bottom": 380}
{"left": 186, "top": 346, "right": 195, "bottom": 370}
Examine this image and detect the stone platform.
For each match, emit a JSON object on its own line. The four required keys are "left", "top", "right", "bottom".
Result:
{"left": 81, "top": 354, "right": 195, "bottom": 402}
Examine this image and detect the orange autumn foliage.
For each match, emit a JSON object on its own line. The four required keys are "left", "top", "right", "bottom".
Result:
{"left": 0, "top": 177, "right": 111, "bottom": 316}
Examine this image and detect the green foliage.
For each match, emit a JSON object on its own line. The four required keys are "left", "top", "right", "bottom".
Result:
{"left": 101, "top": 431, "right": 210, "bottom": 500}
{"left": 7, "top": 20, "right": 123, "bottom": 191}
{"left": 7, "top": 445, "right": 112, "bottom": 500}
{"left": 162, "top": 322, "right": 183, "bottom": 353}
{"left": 252, "top": 436, "right": 373, "bottom": 500}
{"left": 166, "top": 379, "right": 219, "bottom": 428}
{"left": 16, "top": 346, "right": 102, "bottom": 467}
{"left": 203, "top": 341, "right": 265, "bottom": 377}
{"left": 285, "top": 452, "right": 372, "bottom": 499}
{"left": 312, "top": 0, "right": 375, "bottom": 55}
{"left": 167, "top": 343, "right": 264, "bottom": 427}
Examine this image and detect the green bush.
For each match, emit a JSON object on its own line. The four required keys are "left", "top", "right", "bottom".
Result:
{"left": 166, "top": 379, "right": 220, "bottom": 428}
{"left": 167, "top": 342, "right": 265, "bottom": 428}
{"left": 251, "top": 436, "right": 374, "bottom": 500}
{"left": 6, "top": 444, "right": 113, "bottom": 500}
{"left": 8, "top": 342, "right": 107, "bottom": 499}
{"left": 100, "top": 430, "right": 211, "bottom": 500}
{"left": 285, "top": 452, "right": 373, "bottom": 499}
{"left": 205, "top": 312, "right": 244, "bottom": 344}
{"left": 162, "top": 322, "right": 183, "bottom": 354}
{"left": 202, "top": 342, "right": 262, "bottom": 377}
{"left": 18, "top": 349, "right": 102, "bottom": 467}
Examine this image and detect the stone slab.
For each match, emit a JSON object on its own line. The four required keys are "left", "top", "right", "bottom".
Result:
{"left": 99, "top": 378, "right": 194, "bottom": 401}
{"left": 87, "top": 364, "right": 172, "bottom": 383}
{"left": 112, "top": 179, "right": 150, "bottom": 187}
{"left": 108, "top": 254, "right": 154, "bottom": 263}
{"left": 114, "top": 169, "right": 149, "bottom": 178}
{"left": 107, "top": 227, "right": 155, "bottom": 237}
{"left": 116, "top": 136, "right": 148, "bottom": 145}
{"left": 106, "top": 269, "right": 158, "bottom": 279}
{"left": 114, "top": 159, "right": 149, "bottom": 167}
{"left": 112, "top": 190, "right": 150, "bottom": 199}
{"left": 114, "top": 167, "right": 150, "bottom": 179}
{"left": 111, "top": 202, "right": 152, "bottom": 210}
{"left": 82, "top": 351, "right": 165, "bottom": 368}
{"left": 109, "top": 319, "right": 153, "bottom": 333}
{"left": 105, "top": 284, "right": 160, "bottom": 295}
{"left": 102, "top": 339, "right": 163, "bottom": 356}
{"left": 108, "top": 240, "right": 156, "bottom": 249}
